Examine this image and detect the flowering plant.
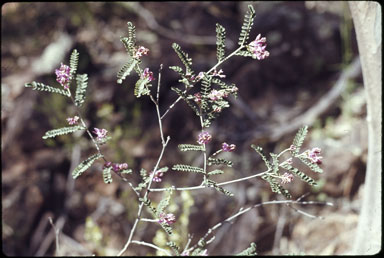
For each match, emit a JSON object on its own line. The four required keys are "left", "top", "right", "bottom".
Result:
{"left": 24, "top": 5, "right": 328, "bottom": 256}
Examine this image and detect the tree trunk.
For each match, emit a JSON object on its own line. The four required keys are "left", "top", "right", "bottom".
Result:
{"left": 348, "top": 1, "right": 382, "bottom": 255}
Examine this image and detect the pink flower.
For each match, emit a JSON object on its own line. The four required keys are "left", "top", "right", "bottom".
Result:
{"left": 66, "top": 116, "right": 79, "bottom": 125}
{"left": 133, "top": 46, "right": 149, "bottom": 58}
{"left": 212, "top": 69, "right": 226, "bottom": 78}
{"left": 248, "top": 34, "right": 270, "bottom": 60}
{"left": 142, "top": 68, "right": 154, "bottom": 81}
{"left": 197, "top": 131, "right": 212, "bottom": 144}
{"left": 150, "top": 169, "right": 164, "bottom": 182}
{"left": 222, "top": 142, "right": 236, "bottom": 152}
{"left": 307, "top": 147, "right": 323, "bottom": 164}
{"left": 93, "top": 128, "right": 108, "bottom": 141}
{"left": 208, "top": 89, "right": 225, "bottom": 101}
{"left": 55, "top": 63, "right": 71, "bottom": 89}
{"left": 281, "top": 172, "right": 294, "bottom": 184}
{"left": 104, "top": 162, "right": 129, "bottom": 172}
{"left": 158, "top": 213, "right": 176, "bottom": 225}
{"left": 193, "top": 92, "right": 202, "bottom": 104}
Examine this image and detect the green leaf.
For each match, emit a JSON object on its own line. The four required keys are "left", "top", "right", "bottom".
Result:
{"left": 270, "top": 153, "right": 279, "bottom": 175}
{"left": 42, "top": 125, "right": 86, "bottom": 139}
{"left": 206, "top": 179, "right": 234, "bottom": 196}
{"left": 238, "top": 5, "right": 256, "bottom": 46}
{"left": 127, "top": 21, "right": 136, "bottom": 46}
{"left": 216, "top": 23, "right": 226, "bottom": 62}
{"left": 172, "top": 164, "right": 204, "bottom": 173}
{"left": 74, "top": 74, "right": 88, "bottom": 107}
{"left": 172, "top": 43, "right": 193, "bottom": 75}
{"left": 251, "top": 145, "right": 272, "bottom": 170}
{"left": 291, "top": 125, "right": 308, "bottom": 156}
{"left": 261, "top": 174, "right": 291, "bottom": 198}
{"left": 171, "top": 87, "right": 200, "bottom": 115}
{"left": 207, "top": 158, "right": 233, "bottom": 167}
{"left": 298, "top": 156, "right": 323, "bottom": 173}
{"left": 200, "top": 75, "right": 212, "bottom": 112}
{"left": 166, "top": 241, "right": 180, "bottom": 255}
{"left": 117, "top": 59, "right": 139, "bottom": 84}
{"left": 178, "top": 144, "right": 205, "bottom": 152}
{"left": 103, "top": 166, "right": 113, "bottom": 184}
{"left": 69, "top": 49, "right": 79, "bottom": 81}
{"left": 208, "top": 169, "right": 224, "bottom": 175}
{"left": 134, "top": 78, "right": 151, "bottom": 98}
{"left": 140, "top": 197, "right": 158, "bottom": 215}
{"left": 235, "top": 50, "right": 253, "bottom": 58}
{"left": 156, "top": 189, "right": 173, "bottom": 216}
{"left": 25, "top": 81, "right": 70, "bottom": 97}
{"left": 236, "top": 242, "right": 257, "bottom": 256}
{"left": 280, "top": 163, "right": 317, "bottom": 186}
{"left": 72, "top": 153, "right": 103, "bottom": 179}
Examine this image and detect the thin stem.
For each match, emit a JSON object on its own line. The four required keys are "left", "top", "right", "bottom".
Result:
{"left": 199, "top": 115, "right": 208, "bottom": 183}
{"left": 190, "top": 197, "right": 333, "bottom": 251}
{"left": 118, "top": 65, "right": 170, "bottom": 256}
{"left": 149, "top": 170, "right": 270, "bottom": 192}
{"left": 131, "top": 240, "right": 172, "bottom": 256}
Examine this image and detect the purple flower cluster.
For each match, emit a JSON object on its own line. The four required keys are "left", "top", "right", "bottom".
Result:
{"left": 307, "top": 147, "right": 323, "bottom": 164}
{"left": 142, "top": 68, "right": 154, "bottom": 81}
{"left": 93, "top": 128, "right": 108, "bottom": 141}
{"left": 281, "top": 172, "right": 294, "bottom": 184}
{"left": 133, "top": 46, "right": 149, "bottom": 59}
{"left": 55, "top": 63, "right": 71, "bottom": 89}
{"left": 248, "top": 34, "right": 270, "bottom": 60}
{"left": 150, "top": 169, "right": 164, "bottom": 182}
{"left": 158, "top": 212, "right": 176, "bottom": 225}
{"left": 66, "top": 116, "right": 79, "bottom": 125}
{"left": 197, "top": 131, "right": 212, "bottom": 145}
{"left": 104, "top": 162, "right": 128, "bottom": 172}
{"left": 222, "top": 142, "right": 236, "bottom": 152}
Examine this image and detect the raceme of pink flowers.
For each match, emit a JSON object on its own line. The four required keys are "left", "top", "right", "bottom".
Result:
{"left": 66, "top": 116, "right": 79, "bottom": 125}
{"left": 222, "top": 142, "right": 236, "bottom": 152}
{"left": 93, "top": 128, "right": 108, "bottom": 141}
{"left": 104, "top": 162, "right": 129, "bottom": 172}
{"left": 133, "top": 46, "right": 149, "bottom": 59}
{"left": 307, "top": 147, "right": 323, "bottom": 164}
{"left": 197, "top": 131, "right": 212, "bottom": 144}
{"left": 55, "top": 63, "right": 71, "bottom": 89}
{"left": 142, "top": 68, "right": 154, "bottom": 81}
{"left": 158, "top": 212, "right": 176, "bottom": 225}
{"left": 248, "top": 34, "right": 270, "bottom": 60}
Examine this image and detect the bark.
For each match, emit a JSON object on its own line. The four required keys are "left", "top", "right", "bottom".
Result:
{"left": 348, "top": 1, "right": 382, "bottom": 255}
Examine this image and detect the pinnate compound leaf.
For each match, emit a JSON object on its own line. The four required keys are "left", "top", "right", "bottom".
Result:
{"left": 280, "top": 163, "right": 317, "bottom": 186}
{"left": 251, "top": 145, "right": 272, "bottom": 170}
{"left": 236, "top": 242, "right": 257, "bottom": 256}
{"left": 25, "top": 82, "right": 70, "bottom": 97}
{"left": 216, "top": 23, "right": 226, "bottom": 62}
{"left": 74, "top": 74, "right": 88, "bottom": 107}
{"left": 156, "top": 189, "right": 173, "bottom": 216}
{"left": 172, "top": 164, "right": 204, "bottom": 173}
{"left": 208, "top": 158, "right": 233, "bottom": 167}
{"left": 291, "top": 125, "right": 308, "bottom": 156}
{"left": 69, "top": 49, "right": 79, "bottom": 80}
{"left": 178, "top": 144, "right": 205, "bottom": 152}
{"left": 166, "top": 241, "right": 180, "bottom": 255}
{"left": 42, "top": 125, "right": 86, "bottom": 139}
{"left": 72, "top": 153, "right": 103, "bottom": 179}
{"left": 208, "top": 169, "right": 224, "bottom": 175}
{"left": 172, "top": 43, "right": 193, "bottom": 75}
{"left": 117, "top": 59, "right": 139, "bottom": 84}
{"left": 103, "top": 166, "right": 113, "bottom": 184}
{"left": 134, "top": 78, "right": 151, "bottom": 98}
{"left": 238, "top": 5, "right": 256, "bottom": 46}
{"left": 206, "top": 179, "right": 234, "bottom": 196}
{"left": 298, "top": 156, "right": 323, "bottom": 173}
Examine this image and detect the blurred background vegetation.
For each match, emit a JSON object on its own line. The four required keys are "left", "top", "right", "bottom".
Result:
{"left": 2, "top": 2, "right": 367, "bottom": 255}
